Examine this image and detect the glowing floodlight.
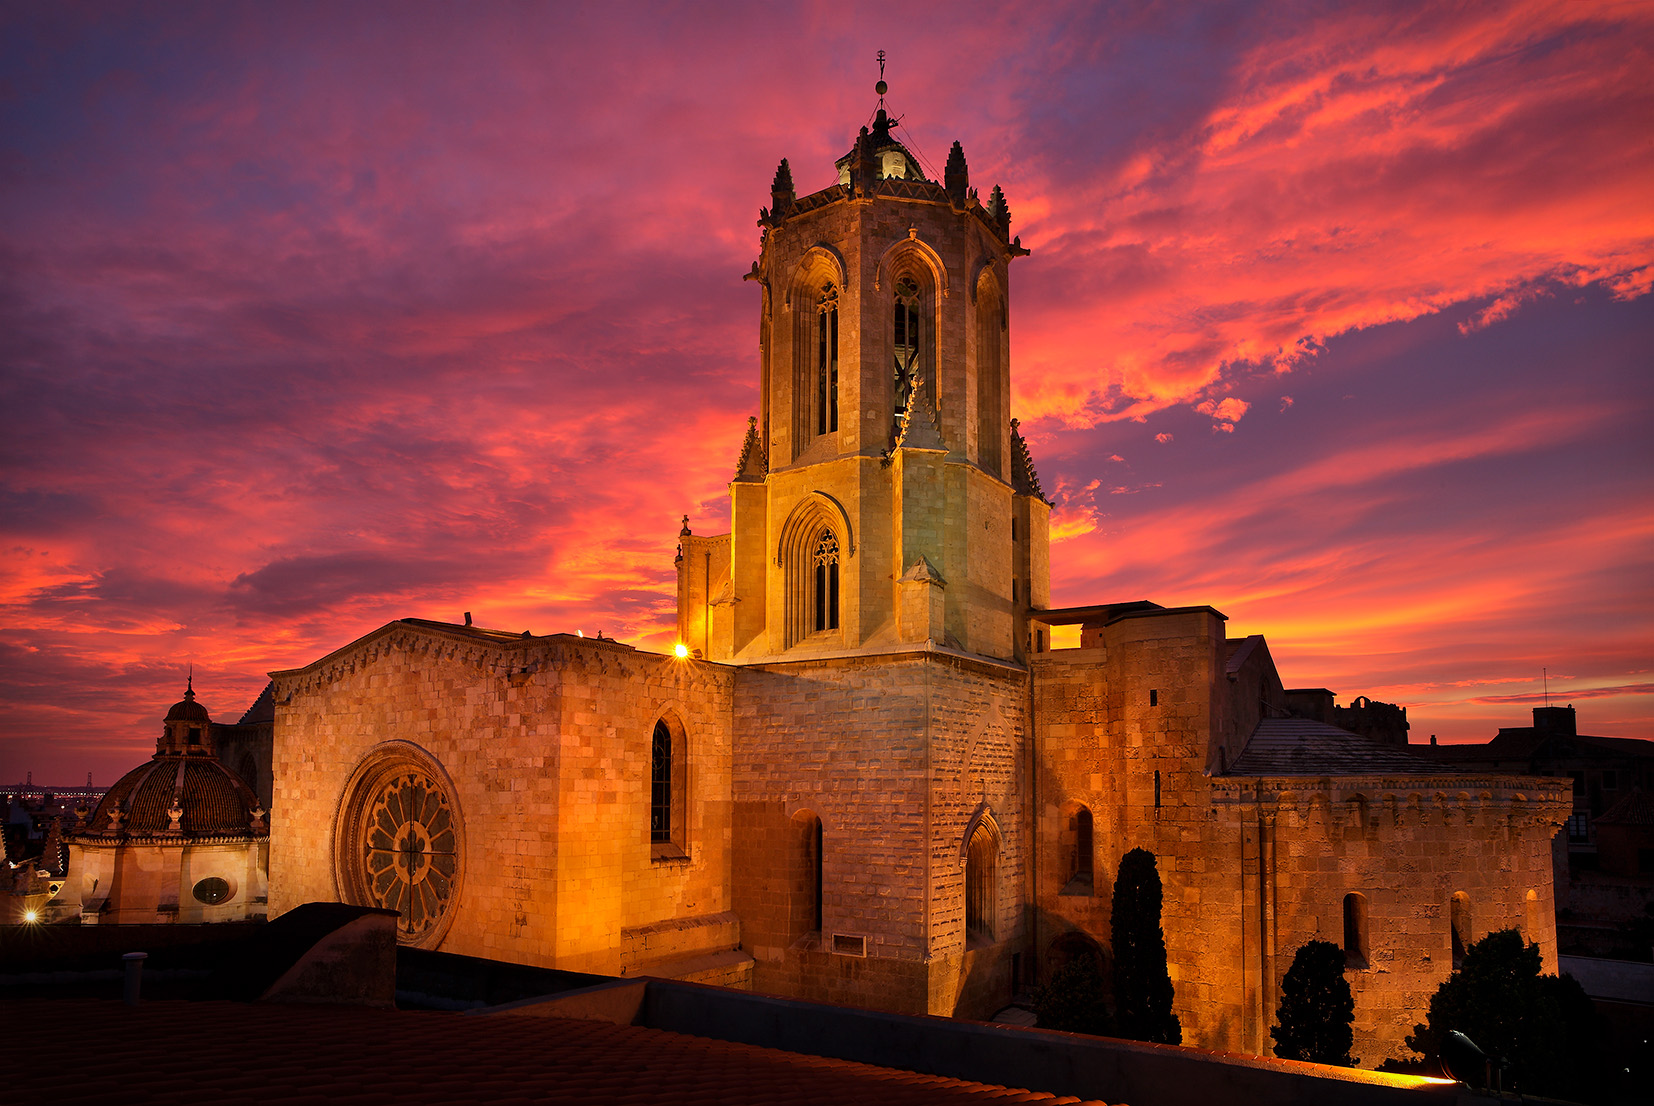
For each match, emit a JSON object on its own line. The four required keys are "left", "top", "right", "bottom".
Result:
{"left": 674, "top": 643, "right": 690, "bottom": 659}
{"left": 1439, "top": 1030, "right": 1488, "bottom": 1087}
{"left": 23, "top": 909, "right": 39, "bottom": 923}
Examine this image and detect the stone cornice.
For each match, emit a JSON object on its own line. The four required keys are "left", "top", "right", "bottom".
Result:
{"left": 1210, "top": 774, "right": 1571, "bottom": 829}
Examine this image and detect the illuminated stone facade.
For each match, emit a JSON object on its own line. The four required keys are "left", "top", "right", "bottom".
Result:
{"left": 266, "top": 104, "right": 1568, "bottom": 1064}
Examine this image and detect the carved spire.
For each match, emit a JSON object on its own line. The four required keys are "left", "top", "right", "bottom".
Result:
{"left": 770, "top": 158, "right": 795, "bottom": 216}
{"left": 1010, "top": 418, "right": 1048, "bottom": 503}
{"left": 945, "top": 141, "right": 968, "bottom": 201}
{"left": 891, "top": 373, "right": 947, "bottom": 453}
{"left": 734, "top": 415, "right": 766, "bottom": 481}
{"left": 988, "top": 184, "right": 1010, "bottom": 235}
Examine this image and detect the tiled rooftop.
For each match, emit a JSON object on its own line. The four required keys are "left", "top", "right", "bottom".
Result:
{"left": 7, "top": 999, "right": 1108, "bottom": 1106}
{"left": 1228, "top": 718, "right": 1449, "bottom": 776}
{"left": 1595, "top": 787, "right": 1654, "bottom": 826}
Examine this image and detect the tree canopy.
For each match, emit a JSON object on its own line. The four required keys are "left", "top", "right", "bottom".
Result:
{"left": 1405, "top": 928, "right": 1610, "bottom": 1101}
{"left": 1270, "top": 939, "right": 1355, "bottom": 1066}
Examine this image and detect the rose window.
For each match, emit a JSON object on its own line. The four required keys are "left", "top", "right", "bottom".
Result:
{"left": 360, "top": 770, "right": 458, "bottom": 940}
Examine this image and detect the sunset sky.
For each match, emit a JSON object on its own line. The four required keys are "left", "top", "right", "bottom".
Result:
{"left": 3, "top": 1, "right": 1651, "bottom": 785}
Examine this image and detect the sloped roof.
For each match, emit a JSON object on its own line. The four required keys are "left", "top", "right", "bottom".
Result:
{"left": 8, "top": 1000, "right": 1107, "bottom": 1106}
{"left": 1595, "top": 787, "right": 1654, "bottom": 827}
{"left": 1228, "top": 718, "right": 1448, "bottom": 776}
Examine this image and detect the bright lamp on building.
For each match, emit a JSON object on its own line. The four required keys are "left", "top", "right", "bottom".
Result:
{"left": 673, "top": 643, "right": 689, "bottom": 659}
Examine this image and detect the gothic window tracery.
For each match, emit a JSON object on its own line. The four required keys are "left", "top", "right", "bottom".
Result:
{"left": 817, "top": 283, "right": 839, "bottom": 436}
{"left": 651, "top": 720, "right": 673, "bottom": 844}
{"left": 334, "top": 745, "right": 465, "bottom": 948}
{"left": 812, "top": 528, "right": 840, "bottom": 632}
{"left": 360, "top": 769, "right": 459, "bottom": 942}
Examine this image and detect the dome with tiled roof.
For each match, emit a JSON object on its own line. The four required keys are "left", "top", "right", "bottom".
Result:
{"left": 75, "top": 683, "right": 266, "bottom": 841}
{"left": 164, "top": 684, "right": 212, "bottom": 724}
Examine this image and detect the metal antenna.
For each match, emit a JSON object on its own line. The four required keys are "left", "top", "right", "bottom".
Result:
{"left": 1543, "top": 667, "right": 1549, "bottom": 707}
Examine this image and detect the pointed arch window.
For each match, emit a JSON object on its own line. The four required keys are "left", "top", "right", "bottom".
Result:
{"left": 650, "top": 720, "right": 673, "bottom": 844}
{"left": 966, "top": 819, "right": 999, "bottom": 944}
{"left": 893, "top": 275, "right": 922, "bottom": 418}
{"left": 817, "top": 283, "right": 839, "bottom": 436}
{"left": 812, "top": 528, "right": 840, "bottom": 632}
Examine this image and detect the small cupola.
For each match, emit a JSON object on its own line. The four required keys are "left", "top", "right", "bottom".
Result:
{"left": 159, "top": 677, "right": 214, "bottom": 755}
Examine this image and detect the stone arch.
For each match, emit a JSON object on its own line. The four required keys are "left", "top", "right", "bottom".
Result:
{"left": 776, "top": 494, "right": 852, "bottom": 647}
{"left": 785, "top": 244, "right": 848, "bottom": 307}
{"left": 1047, "top": 929, "right": 1107, "bottom": 978}
{"left": 331, "top": 739, "right": 466, "bottom": 950}
{"left": 786, "top": 247, "right": 847, "bottom": 448}
{"left": 1058, "top": 799, "right": 1094, "bottom": 894}
{"left": 875, "top": 233, "right": 949, "bottom": 298}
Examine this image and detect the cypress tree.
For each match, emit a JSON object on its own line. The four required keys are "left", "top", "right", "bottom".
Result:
{"left": 1111, "top": 846, "right": 1181, "bottom": 1044}
{"left": 1270, "top": 939, "right": 1356, "bottom": 1066}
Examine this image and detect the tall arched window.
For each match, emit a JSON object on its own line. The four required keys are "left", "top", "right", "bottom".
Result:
{"left": 1343, "top": 891, "right": 1368, "bottom": 969}
{"left": 1450, "top": 891, "right": 1471, "bottom": 968}
{"left": 650, "top": 720, "right": 672, "bottom": 844}
{"left": 816, "top": 283, "right": 839, "bottom": 436}
{"left": 893, "top": 275, "right": 922, "bottom": 418}
{"left": 812, "top": 528, "right": 840, "bottom": 632}
{"left": 779, "top": 500, "right": 848, "bottom": 648}
{"left": 966, "top": 818, "right": 999, "bottom": 943}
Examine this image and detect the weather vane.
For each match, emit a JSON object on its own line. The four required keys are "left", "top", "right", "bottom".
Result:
{"left": 876, "top": 49, "right": 888, "bottom": 106}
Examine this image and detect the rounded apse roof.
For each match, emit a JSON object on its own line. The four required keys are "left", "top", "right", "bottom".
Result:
{"left": 81, "top": 755, "right": 264, "bottom": 840}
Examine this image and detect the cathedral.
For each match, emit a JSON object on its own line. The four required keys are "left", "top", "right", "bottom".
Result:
{"left": 265, "top": 96, "right": 1568, "bottom": 1063}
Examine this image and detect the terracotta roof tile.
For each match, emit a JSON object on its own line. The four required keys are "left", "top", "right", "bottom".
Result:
{"left": 1228, "top": 718, "right": 1448, "bottom": 776}
{"left": 7, "top": 1000, "right": 1112, "bottom": 1105}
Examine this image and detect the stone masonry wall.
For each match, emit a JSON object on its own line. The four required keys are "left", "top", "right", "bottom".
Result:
{"left": 1031, "top": 609, "right": 1570, "bottom": 1064}
{"left": 269, "top": 624, "right": 736, "bottom": 978}
{"left": 732, "top": 648, "right": 1029, "bottom": 1017}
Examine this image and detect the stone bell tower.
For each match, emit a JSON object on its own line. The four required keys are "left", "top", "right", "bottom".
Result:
{"left": 679, "top": 82, "right": 1050, "bottom": 665}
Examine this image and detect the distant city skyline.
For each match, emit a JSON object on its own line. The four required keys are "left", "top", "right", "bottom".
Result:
{"left": 2, "top": 1, "right": 1650, "bottom": 784}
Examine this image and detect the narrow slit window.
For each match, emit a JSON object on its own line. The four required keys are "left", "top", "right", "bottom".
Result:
{"left": 1450, "top": 892, "right": 1470, "bottom": 968}
{"left": 1343, "top": 892, "right": 1368, "bottom": 968}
